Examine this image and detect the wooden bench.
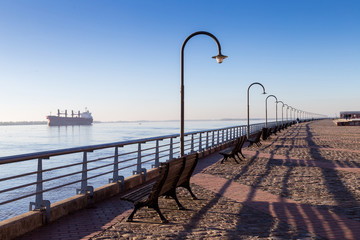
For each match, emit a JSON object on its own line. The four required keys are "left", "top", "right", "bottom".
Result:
{"left": 247, "top": 131, "right": 262, "bottom": 147}
{"left": 272, "top": 126, "right": 278, "bottom": 135}
{"left": 262, "top": 128, "right": 270, "bottom": 140}
{"left": 120, "top": 153, "right": 198, "bottom": 223}
{"left": 174, "top": 153, "right": 199, "bottom": 200}
{"left": 219, "top": 135, "right": 247, "bottom": 163}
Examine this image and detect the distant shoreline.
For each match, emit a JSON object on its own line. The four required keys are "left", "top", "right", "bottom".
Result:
{"left": 0, "top": 121, "right": 47, "bottom": 126}
{"left": 0, "top": 118, "right": 269, "bottom": 126}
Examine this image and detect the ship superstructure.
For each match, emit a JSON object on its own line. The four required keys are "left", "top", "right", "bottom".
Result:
{"left": 46, "top": 109, "right": 93, "bottom": 126}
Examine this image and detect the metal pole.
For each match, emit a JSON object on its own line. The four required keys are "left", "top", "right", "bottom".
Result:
{"left": 180, "top": 31, "right": 227, "bottom": 157}
{"left": 277, "top": 101, "right": 284, "bottom": 125}
{"left": 265, "top": 95, "right": 277, "bottom": 128}
{"left": 247, "top": 82, "right": 266, "bottom": 138}
{"left": 284, "top": 104, "right": 289, "bottom": 123}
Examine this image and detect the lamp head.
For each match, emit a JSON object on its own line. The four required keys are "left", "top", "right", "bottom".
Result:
{"left": 212, "top": 54, "right": 228, "bottom": 63}
{"left": 263, "top": 91, "right": 267, "bottom": 95}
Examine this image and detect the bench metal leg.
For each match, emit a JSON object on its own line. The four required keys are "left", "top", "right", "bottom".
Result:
{"left": 180, "top": 182, "right": 198, "bottom": 200}
{"left": 165, "top": 190, "right": 185, "bottom": 210}
{"left": 126, "top": 204, "right": 141, "bottom": 222}
{"left": 127, "top": 201, "right": 168, "bottom": 223}
{"left": 151, "top": 202, "right": 169, "bottom": 223}
{"left": 238, "top": 151, "right": 246, "bottom": 159}
{"left": 233, "top": 155, "right": 240, "bottom": 164}
{"left": 220, "top": 156, "right": 228, "bottom": 164}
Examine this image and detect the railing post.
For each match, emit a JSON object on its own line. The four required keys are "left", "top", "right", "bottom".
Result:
{"left": 206, "top": 132, "right": 209, "bottom": 149}
{"left": 212, "top": 131, "right": 215, "bottom": 147}
{"left": 109, "top": 146, "right": 125, "bottom": 190}
{"left": 199, "top": 132, "right": 202, "bottom": 151}
{"left": 75, "top": 151, "right": 94, "bottom": 205}
{"left": 133, "top": 142, "right": 146, "bottom": 180}
{"left": 29, "top": 158, "right": 51, "bottom": 223}
{"left": 154, "top": 140, "right": 160, "bottom": 167}
{"left": 169, "top": 137, "right": 174, "bottom": 160}
{"left": 80, "top": 152, "right": 88, "bottom": 194}
{"left": 217, "top": 130, "right": 220, "bottom": 146}
{"left": 191, "top": 134, "right": 194, "bottom": 152}
{"left": 113, "top": 147, "right": 119, "bottom": 181}
{"left": 226, "top": 129, "right": 229, "bottom": 141}
{"left": 136, "top": 143, "right": 142, "bottom": 174}
{"left": 34, "top": 158, "right": 44, "bottom": 209}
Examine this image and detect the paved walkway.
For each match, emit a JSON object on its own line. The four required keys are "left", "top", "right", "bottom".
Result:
{"left": 17, "top": 119, "right": 360, "bottom": 239}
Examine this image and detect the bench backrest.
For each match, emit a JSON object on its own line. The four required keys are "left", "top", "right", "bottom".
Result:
{"left": 253, "top": 131, "right": 262, "bottom": 142}
{"left": 177, "top": 153, "right": 198, "bottom": 187}
{"left": 229, "top": 137, "right": 242, "bottom": 155}
{"left": 147, "top": 162, "right": 170, "bottom": 202}
{"left": 237, "top": 135, "right": 247, "bottom": 150}
{"left": 159, "top": 157, "right": 185, "bottom": 195}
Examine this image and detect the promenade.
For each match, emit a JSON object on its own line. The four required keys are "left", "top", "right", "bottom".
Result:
{"left": 17, "top": 119, "right": 360, "bottom": 239}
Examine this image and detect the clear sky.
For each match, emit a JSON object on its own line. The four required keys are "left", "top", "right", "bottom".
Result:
{"left": 0, "top": 0, "right": 359, "bottom": 122}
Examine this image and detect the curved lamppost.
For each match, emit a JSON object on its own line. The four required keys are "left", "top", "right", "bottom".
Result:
{"left": 180, "top": 31, "right": 228, "bottom": 157}
{"left": 277, "top": 101, "right": 285, "bottom": 125}
{"left": 288, "top": 106, "right": 293, "bottom": 122}
{"left": 284, "top": 104, "right": 289, "bottom": 123}
{"left": 265, "top": 95, "right": 277, "bottom": 128}
{"left": 293, "top": 108, "right": 297, "bottom": 121}
{"left": 247, "top": 82, "right": 266, "bottom": 138}
{"left": 284, "top": 104, "right": 289, "bottom": 122}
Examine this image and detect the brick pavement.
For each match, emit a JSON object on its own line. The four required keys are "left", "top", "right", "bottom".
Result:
{"left": 16, "top": 119, "right": 360, "bottom": 239}
{"left": 191, "top": 173, "right": 360, "bottom": 239}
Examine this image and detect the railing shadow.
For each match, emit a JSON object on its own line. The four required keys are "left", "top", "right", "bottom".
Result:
{"left": 269, "top": 122, "right": 360, "bottom": 239}
{"left": 304, "top": 123, "right": 360, "bottom": 220}
{"left": 234, "top": 123, "right": 360, "bottom": 239}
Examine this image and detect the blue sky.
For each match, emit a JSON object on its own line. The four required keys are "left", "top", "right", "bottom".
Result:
{"left": 0, "top": 0, "right": 359, "bottom": 121}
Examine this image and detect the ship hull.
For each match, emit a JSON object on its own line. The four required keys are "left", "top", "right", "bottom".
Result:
{"left": 47, "top": 116, "right": 93, "bottom": 126}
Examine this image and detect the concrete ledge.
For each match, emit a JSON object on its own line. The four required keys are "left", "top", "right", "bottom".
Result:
{"left": 0, "top": 140, "right": 234, "bottom": 240}
{"left": 0, "top": 210, "right": 43, "bottom": 240}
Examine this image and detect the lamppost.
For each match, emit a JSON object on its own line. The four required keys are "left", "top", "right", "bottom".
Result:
{"left": 247, "top": 82, "right": 266, "bottom": 138}
{"left": 289, "top": 106, "right": 293, "bottom": 122}
{"left": 180, "top": 31, "right": 227, "bottom": 157}
{"left": 277, "top": 101, "right": 285, "bottom": 125}
{"left": 284, "top": 104, "right": 289, "bottom": 122}
{"left": 265, "top": 95, "right": 277, "bottom": 128}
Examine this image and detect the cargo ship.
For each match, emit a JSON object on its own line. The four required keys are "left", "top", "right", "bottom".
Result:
{"left": 46, "top": 109, "right": 93, "bottom": 126}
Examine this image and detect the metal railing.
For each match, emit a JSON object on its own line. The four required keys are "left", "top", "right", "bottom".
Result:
{"left": 0, "top": 120, "right": 287, "bottom": 221}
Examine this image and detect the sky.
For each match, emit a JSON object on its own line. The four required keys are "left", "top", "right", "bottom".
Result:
{"left": 0, "top": 0, "right": 359, "bottom": 122}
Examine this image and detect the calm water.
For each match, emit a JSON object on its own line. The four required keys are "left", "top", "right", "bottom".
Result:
{"left": 0, "top": 120, "right": 269, "bottom": 157}
{"left": 0, "top": 119, "right": 266, "bottom": 221}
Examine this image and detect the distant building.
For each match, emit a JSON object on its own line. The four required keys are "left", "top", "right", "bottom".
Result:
{"left": 340, "top": 111, "right": 360, "bottom": 119}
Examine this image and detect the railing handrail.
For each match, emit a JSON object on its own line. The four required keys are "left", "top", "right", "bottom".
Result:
{"left": 0, "top": 121, "right": 289, "bottom": 165}
{"left": 0, "top": 124, "right": 254, "bottom": 164}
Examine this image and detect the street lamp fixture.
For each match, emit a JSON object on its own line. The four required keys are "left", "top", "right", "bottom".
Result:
{"left": 180, "top": 31, "right": 227, "bottom": 157}
{"left": 247, "top": 82, "right": 266, "bottom": 138}
{"left": 212, "top": 54, "right": 228, "bottom": 63}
